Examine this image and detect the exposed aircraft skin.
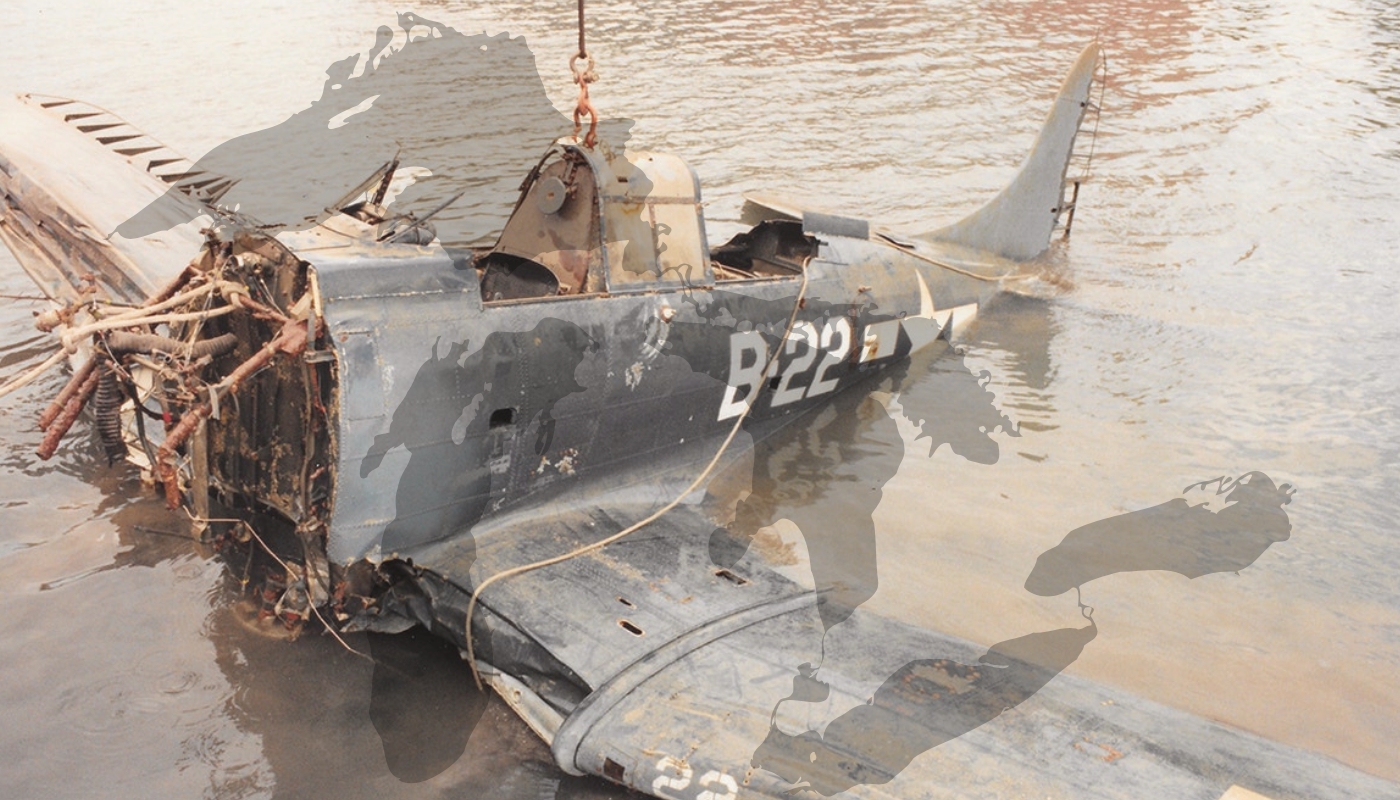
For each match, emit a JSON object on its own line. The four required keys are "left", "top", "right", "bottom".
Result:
{"left": 13, "top": 38, "right": 1378, "bottom": 800}
{"left": 310, "top": 210, "right": 995, "bottom": 565}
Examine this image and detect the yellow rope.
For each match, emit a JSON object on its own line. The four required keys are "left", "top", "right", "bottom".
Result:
{"left": 465, "top": 267, "right": 813, "bottom": 689}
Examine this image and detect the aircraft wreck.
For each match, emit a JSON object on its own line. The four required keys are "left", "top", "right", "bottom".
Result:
{"left": 3, "top": 21, "right": 1372, "bottom": 800}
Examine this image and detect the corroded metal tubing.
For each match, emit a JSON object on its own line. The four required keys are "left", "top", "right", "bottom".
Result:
{"left": 36, "top": 365, "right": 101, "bottom": 460}
{"left": 156, "top": 320, "right": 308, "bottom": 508}
{"left": 37, "top": 356, "right": 99, "bottom": 431}
{"left": 157, "top": 403, "right": 211, "bottom": 509}
{"left": 144, "top": 265, "right": 195, "bottom": 308}
{"left": 229, "top": 292, "right": 291, "bottom": 325}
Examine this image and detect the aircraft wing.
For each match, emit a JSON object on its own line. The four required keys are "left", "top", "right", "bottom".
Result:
{"left": 0, "top": 93, "right": 215, "bottom": 303}
{"left": 390, "top": 496, "right": 1386, "bottom": 800}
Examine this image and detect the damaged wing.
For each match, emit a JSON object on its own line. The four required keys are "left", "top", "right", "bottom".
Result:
{"left": 0, "top": 93, "right": 219, "bottom": 303}
{"left": 369, "top": 495, "right": 1381, "bottom": 800}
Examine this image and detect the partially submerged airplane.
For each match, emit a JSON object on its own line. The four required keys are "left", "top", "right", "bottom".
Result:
{"left": 5, "top": 37, "right": 1378, "bottom": 800}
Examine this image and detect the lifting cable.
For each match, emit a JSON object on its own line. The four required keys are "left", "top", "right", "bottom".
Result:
{"left": 466, "top": 268, "right": 813, "bottom": 690}
{"left": 460, "top": 0, "right": 814, "bottom": 689}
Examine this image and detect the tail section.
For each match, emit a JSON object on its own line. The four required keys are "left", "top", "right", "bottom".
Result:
{"left": 923, "top": 43, "right": 1103, "bottom": 261}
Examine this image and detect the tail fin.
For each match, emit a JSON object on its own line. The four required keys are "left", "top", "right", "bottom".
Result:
{"left": 923, "top": 43, "right": 1103, "bottom": 261}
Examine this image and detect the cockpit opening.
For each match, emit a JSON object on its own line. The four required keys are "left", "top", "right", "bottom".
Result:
{"left": 479, "top": 252, "right": 562, "bottom": 301}
{"left": 476, "top": 140, "right": 721, "bottom": 303}
{"left": 710, "top": 219, "right": 817, "bottom": 280}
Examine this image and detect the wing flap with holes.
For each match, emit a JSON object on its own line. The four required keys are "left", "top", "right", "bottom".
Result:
{"left": 388, "top": 494, "right": 1391, "bottom": 800}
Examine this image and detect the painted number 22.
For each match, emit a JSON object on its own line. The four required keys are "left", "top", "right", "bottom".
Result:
{"left": 718, "top": 317, "right": 852, "bottom": 420}
{"left": 651, "top": 756, "right": 739, "bottom": 800}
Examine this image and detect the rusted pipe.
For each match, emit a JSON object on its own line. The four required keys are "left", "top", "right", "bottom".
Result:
{"left": 144, "top": 265, "right": 195, "bottom": 308}
{"left": 229, "top": 292, "right": 291, "bottom": 325}
{"left": 106, "top": 331, "right": 239, "bottom": 359}
{"left": 99, "top": 283, "right": 217, "bottom": 327}
{"left": 156, "top": 402, "right": 211, "bottom": 508}
{"left": 156, "top": 320, "right": 308, "bottom": 508}
{"left": 38, "top": 356, "right": 99, "bottom": 430}
{"left": 37, "top": 365, "right": 101, "bottom": 460}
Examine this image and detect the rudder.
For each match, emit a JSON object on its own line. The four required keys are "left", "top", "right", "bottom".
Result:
{"left": 922, "top": 43, "right": 1103, "bottom": 261}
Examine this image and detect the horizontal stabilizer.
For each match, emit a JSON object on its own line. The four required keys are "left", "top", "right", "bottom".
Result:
{"left": 740, "top": 192, "right": 814, "bottom": 224}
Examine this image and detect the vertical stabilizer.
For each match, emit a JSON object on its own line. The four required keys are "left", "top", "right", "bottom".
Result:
{"left": 923, "top": 44, "right": 1102, "bottom": 261}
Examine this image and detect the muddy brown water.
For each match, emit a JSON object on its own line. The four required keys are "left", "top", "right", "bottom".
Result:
{"left": 3, "top": 0, "right": 1400, "bottom": 797}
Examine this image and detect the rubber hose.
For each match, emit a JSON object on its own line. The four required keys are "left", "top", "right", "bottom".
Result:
{"left": 94, "top": 361, "right": 126, "bottom": 465}
{"left": 105, "top": 331, "right": 239, "bottom": 359}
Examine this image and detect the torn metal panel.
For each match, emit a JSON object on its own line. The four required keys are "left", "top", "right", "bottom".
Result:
{"left": 478, "top": 662, "right": 567, "bottom": 745}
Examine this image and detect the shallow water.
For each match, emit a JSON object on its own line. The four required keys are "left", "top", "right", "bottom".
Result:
{"left": 2, "top": 0, "right": 1399, "bottom": 796}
